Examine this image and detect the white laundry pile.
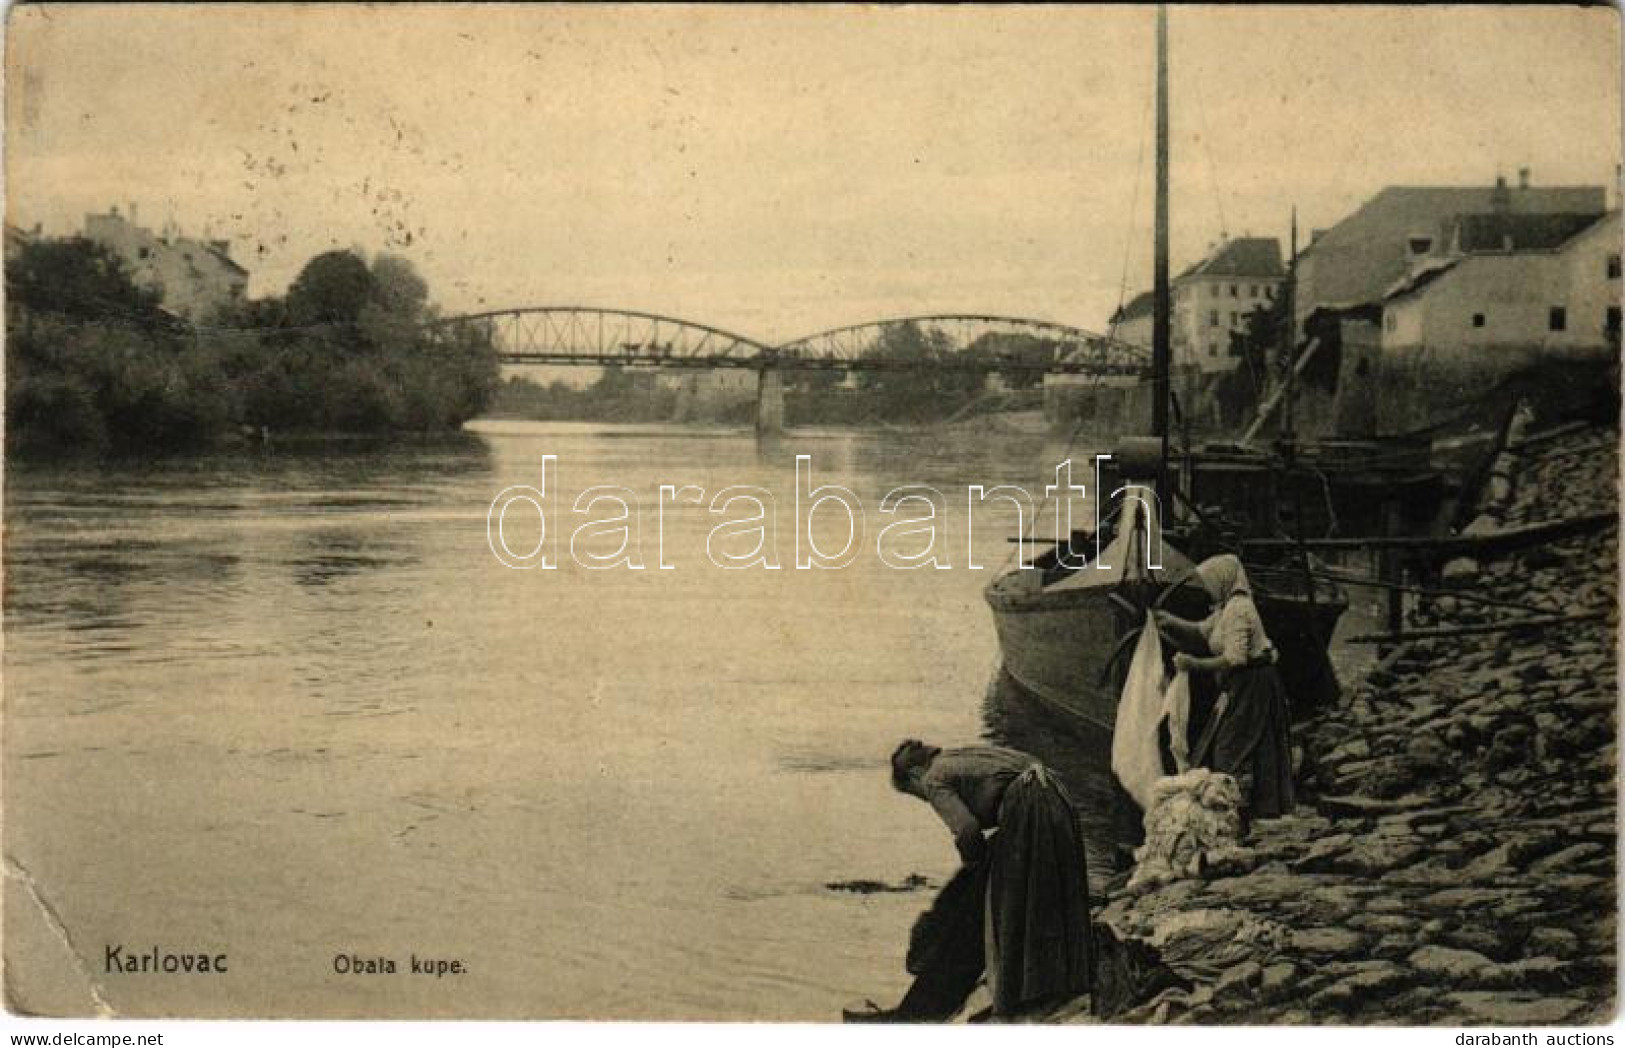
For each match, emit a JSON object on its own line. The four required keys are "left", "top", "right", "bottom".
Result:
{"left": 1126, "top": 769, "right": 1254, "bottom": 893}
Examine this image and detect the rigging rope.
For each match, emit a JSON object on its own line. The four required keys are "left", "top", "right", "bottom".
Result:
{"left": 1109, "top": 55, "right": 1156, "bottom": 340}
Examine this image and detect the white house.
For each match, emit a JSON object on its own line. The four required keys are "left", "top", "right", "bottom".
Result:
{"left": 1170, "top": 237, "right": 1285, "bottom": 374}
{"left": 83, "top": 204, "right": 248, "bottom": 323}
{"left": 1381, "top": 211, "right": 1621, "bottom": 357}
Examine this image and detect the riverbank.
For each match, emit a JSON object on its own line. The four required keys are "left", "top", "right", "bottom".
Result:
{"left": 1072, "top": 419, "right": 1617, "bottom": 1024}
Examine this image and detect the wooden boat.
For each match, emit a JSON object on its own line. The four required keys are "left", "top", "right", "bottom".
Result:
{"left": 985, "top": 505, "right": 1202, "bottom": 732}
{"left": 984, "top": 499, "right": 1347, "bottom": 733}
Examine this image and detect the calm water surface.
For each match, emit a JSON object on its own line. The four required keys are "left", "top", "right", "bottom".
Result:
{"left": 5, "top": 421, "right": 1134, "bottom": 1019}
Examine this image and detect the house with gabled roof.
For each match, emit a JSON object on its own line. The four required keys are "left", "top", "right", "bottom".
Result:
{"left": 1382, "top": 210, "right": 1620, "bottom": 356}
{"left": 82, "top": 204, "right": 248, "bottom": 323}
{"left": 1295, "top": 172, "right": 1606, "bottom": 327}
{"left": 1107, "top": 290, "right": 1155, "bottom": 349}
{"left": 1170, "top": 236, "right": 1284, "bottom": 374}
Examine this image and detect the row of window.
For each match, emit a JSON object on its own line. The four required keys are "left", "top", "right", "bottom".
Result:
{"left": 1383, "top": 305, "right": 1620, "bottom": 334}
{"left": 1178, "top": 282, "right": 1278, "bottom": 302}
{"left": 1206, "top": 283, "right": 1275, "bottom": 299}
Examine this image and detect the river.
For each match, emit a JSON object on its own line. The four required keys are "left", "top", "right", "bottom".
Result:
{"left": 4, "top": 419, "right": 1153, "bottom": 1020}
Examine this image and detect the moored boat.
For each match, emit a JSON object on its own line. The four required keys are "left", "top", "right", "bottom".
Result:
{"left": 984, "top": 500, "right": 1347, "bottom": 733}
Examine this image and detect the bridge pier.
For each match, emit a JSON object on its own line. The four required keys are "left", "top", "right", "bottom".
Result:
{"left": 755, "top": 366, "right": 785, "bottom": 437}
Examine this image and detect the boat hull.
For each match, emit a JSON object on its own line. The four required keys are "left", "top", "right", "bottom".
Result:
{"left": 984, "top": 570, "right": 1346, "bottom": 733}
{"left": 984, "top": 574, "right": 1127, "bottom": 732}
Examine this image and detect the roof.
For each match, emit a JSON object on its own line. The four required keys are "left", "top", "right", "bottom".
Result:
{"left": 1383, "top": 211, "right": 1620, "bottom": 303}
{"left": 1110, "top": 290, "right": 1155, "bottom": 325}
{"left": 1452, "top": 211, "right": 1604, "bottom": 253}
{"left": 1296, "top": 183, "right": 1607, "bottom": 311}
{"left": 1176, "top": 237, "right": 1284, "bottom": 281}
{"left": 1382, "top": 258, "right": 1461, "bottom": 302}
{"left": 1556, "top": 209, "right": 1621, "bottom": 250}
{"left": 202, "top": 244, "right": 248, "bottom": 276}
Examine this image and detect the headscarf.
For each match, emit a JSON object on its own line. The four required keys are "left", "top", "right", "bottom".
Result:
{"left": 1196, "top": 554, "right": 1252, "bottom": 606}
{"left": 890, "top": 739, "right": 941, "bottom": 792}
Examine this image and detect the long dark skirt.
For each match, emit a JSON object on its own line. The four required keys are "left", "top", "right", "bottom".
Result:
{"left": 891, "top": 862, "right": 990, "bottom": 1021}
{"left": 986, "top": 766, "right": 1094, "bottom": 1017}
{"left": 1199, "top": 663, "right": 1295, "bottom": 819}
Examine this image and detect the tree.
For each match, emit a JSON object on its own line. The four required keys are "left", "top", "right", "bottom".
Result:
{"left": 284, "top": 249, "right": 376, "bottom": 327}
{"left": 368, "top": 253, "right": 429, "bottom": 320}
{"left": 358, "top": 253, "right": 430, "bottom": 350}
{"left": 858, "top": 321, "right": 983, "bottom": 413}
{"left": 5, "top": 237, "right": 163, "bottom": 321}
{"left": 964, "top": 331, "right": 1054, "bottom": 390}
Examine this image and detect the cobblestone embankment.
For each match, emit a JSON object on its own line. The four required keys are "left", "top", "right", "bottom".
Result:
{"left": 1074, "top": 422, "right": 1618, "bottom": 1025}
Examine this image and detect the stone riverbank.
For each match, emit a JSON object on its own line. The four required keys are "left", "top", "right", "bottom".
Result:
{"left": 1067, "top": 420, "right": 1618, "bottom": 1025}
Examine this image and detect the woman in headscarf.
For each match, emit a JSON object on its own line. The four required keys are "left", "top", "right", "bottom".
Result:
{"left": 1153, "top": 554, "right": 1295, "bottom": 822}
{"left": 876, "top": 741, "right": 1094, "bottom": 1020}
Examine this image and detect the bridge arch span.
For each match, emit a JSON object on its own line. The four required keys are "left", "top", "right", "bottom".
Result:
{"left": 773, "top": 314, "right": 1148, "bottom": 373}
{"left": 425, "top": 306, "right": 772, "bottom": 366}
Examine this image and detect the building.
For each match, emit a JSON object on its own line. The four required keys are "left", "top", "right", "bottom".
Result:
{"left": 1381, "top": 210, "right": 1621, "bottom": 356}
{"left": 82, "top": 204, "right": 248, "bottom": 323}
{"left": 1170, "top": 237, "right": 1285, "bottom": 374}
{"left": 1107, "top": 290, "right": 1155, "bottom": 349}
{"left": 1295, "top": 172, "right": 1606, "bottom": 327}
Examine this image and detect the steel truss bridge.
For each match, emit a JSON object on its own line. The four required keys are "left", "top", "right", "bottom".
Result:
{"left": 424, "top": 306, "right": 1147, "bottom": 375}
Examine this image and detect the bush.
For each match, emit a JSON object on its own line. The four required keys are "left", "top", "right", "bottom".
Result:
{"left": 5, "top": 242, "right": 502, "bottom": 452}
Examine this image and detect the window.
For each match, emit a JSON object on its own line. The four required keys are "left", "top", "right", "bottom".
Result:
{"left": 1250, "top": 284, "right": 1259, "bottom": 297}
{"left": 1472, "top": 313, "right": 1485, "bottom": 328}
{"left": 1208, "top": 343, "right": 1218, "bottom": 357}
{"left": 1264, "top": 286, "right": 1275, "bottom": 299}
{"left": 1608, "top": 306, "right": 1621, "bottom": 337}
{"left": 137, "top": 247, "right": 151, "bottom": 260}
{"left": 1384, "top": 311, "right": 1396, "bottom": 332}
{"left": 1230, "top": 312, "right": 1239, "bottom": 326}
{"left": 1209, "top": 310, "right": 1219, "bottom": 327}
{"left": 1609, "top": 254, "right": 1621, "bottom": 279}
{"left": 1229, "top": 284, "right": 1238, "bottom": 297}
{"left": 1549, "top": 306, "right": 1567, "bottom": 332}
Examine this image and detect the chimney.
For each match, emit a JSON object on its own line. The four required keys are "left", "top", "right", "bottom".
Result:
{"left": 1491, "top": 174, "right": 1511, "bottom": 214}
{"left": 1517, "top": 167, "right": 1530, "bottom": 190}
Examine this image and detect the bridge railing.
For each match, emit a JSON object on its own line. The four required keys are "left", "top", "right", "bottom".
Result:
{"left": 426, "top": 307, "right": 1150, "bottom": 375}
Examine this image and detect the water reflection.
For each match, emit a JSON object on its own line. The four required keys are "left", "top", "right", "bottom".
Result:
{"left": 288, "top": 529, "right": 419, "bottom": 589}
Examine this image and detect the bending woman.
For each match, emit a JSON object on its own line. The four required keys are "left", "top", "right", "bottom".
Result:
{"left": 888, "top": 741, "right": 1094, "bottom": 1019}
{"left": 1153, "top": 554, "right": 1295, "bottom": 821}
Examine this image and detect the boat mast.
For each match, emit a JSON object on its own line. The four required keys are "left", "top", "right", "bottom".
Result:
{"left": 1282, "top": 205, "right": 1299, "bottom": 443}
{"left": 1151, "top": 2, "right": 1171, "bottom": 508}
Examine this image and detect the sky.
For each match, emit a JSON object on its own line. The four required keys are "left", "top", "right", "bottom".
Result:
{"left": 7, "top": 4, "right": 1621, "bottom": 342}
